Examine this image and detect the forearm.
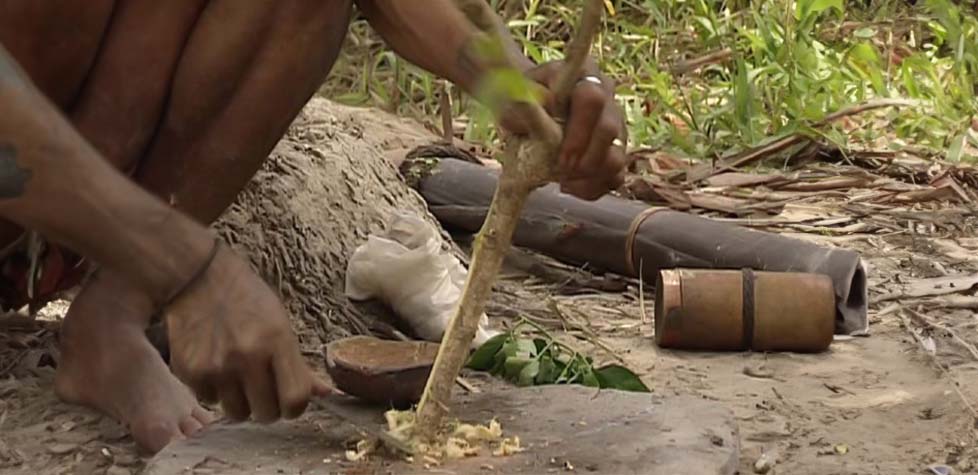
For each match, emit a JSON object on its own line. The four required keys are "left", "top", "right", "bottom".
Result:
{"left": 0, "top": 46, "right": 213, "bottom": 304}
{"left": 356, "top": 0, "right": 533, "bottom": 94}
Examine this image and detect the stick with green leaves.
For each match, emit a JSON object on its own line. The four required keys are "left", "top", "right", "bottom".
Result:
{"left": 413, "top": 0, "right": 605, "bottom": 439}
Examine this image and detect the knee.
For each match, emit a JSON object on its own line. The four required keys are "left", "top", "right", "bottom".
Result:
{"left": 274, "top": 0, "right": 354, "bottom": 36}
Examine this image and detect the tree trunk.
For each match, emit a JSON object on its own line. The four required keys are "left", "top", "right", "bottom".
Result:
{"left": 213, "top": 98, "right": 440, "bottom": 350}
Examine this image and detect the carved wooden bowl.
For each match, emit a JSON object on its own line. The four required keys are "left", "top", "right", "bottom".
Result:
{"left": 324, "top": 336, "right": 440, "bottom": 409}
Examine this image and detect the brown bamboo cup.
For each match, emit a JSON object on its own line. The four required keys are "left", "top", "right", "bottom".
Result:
{"left": 654, "top": 269, "right": 835, "bottom": 352}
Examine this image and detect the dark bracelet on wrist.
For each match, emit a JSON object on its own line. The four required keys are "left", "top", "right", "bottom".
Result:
{"left": 158, "top": 236, "right": 221, "bottom": 314}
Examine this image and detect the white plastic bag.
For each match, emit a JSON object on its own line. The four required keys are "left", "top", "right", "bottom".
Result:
{"left": 345, "top": 212, "right": 498, "bottom": 348}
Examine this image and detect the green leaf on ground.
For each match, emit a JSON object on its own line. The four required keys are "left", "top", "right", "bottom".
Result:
{"left": 595, "top": 365, "right": 652, "bottom": 393}
{"left": 467, "top": 333, "right": 509, "bottom": 370}
{"left": 465, "top": 326, "right": 650, "bottom": 393}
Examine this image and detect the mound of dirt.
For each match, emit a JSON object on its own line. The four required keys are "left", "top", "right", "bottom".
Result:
{"left": 214, "top": 98, "right": 441, "bottom": 348}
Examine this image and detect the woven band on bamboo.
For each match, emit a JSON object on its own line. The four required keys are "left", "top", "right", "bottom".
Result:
{"left": 741, "top": 268, "right": 756, "bottom": 350}
{"left": 624, "top": 207, "right": 667, "bottom": 277}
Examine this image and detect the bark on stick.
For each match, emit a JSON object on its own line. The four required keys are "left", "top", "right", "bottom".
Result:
{"left": 414, "top": 0, "right": 604, "bottom": 438}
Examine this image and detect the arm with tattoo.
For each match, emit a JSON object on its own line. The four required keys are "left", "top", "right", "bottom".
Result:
{"left": 0, "top": 44, "right": 214, "bottom": 304}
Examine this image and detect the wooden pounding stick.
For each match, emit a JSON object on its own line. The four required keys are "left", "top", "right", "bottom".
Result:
{"left": 413, "top": 0, "right": 605, "bottom": 438}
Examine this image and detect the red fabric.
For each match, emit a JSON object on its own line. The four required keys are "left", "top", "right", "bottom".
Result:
{"left": 0, "top": 245, "right": 87, "bottom": 310}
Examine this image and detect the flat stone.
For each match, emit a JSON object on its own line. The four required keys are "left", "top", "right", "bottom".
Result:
{"left": 145, "top": 382, "right": 739, "bottom": 475}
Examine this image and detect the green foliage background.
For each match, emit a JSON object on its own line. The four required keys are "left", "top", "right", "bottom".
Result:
{"left": 321, "top": 0, "right": 978, "bottom": 163}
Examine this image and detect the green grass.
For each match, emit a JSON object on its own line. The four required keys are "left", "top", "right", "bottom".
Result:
{"left": 321, "top": 0, "right": 978, "bottom": 163}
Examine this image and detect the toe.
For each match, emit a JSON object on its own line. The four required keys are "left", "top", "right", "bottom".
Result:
{"left": 132, "top": 419, "right": 183, "bottom": 454}
{"left": 192, "top": 406, "right": 216, "bottom": 426}
{"left": 179, "top": 415, "right": 204, "bottom": 437}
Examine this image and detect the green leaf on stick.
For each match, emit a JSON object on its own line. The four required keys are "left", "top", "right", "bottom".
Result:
{"left": 476, "top": 68, "right": 546, "bottom": 115}
{"left": 468, "top": 32, "right": 545, "bottom": 115}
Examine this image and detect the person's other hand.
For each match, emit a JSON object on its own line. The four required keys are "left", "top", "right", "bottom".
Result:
{"left": 501, "top": 59, "right": 627, "bottom": 201}
{"left": 165, "top": 244, "right": 331, "bottom": 423}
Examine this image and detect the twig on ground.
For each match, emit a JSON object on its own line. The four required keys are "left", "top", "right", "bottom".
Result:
{"left": 897, "top": 310, "right": 978, "bottom": 419}
{"left": 930, "top": 296, "right": 978, "bottom": 310}
{"left": 516, "top": 314, "right": 617, "bottom": 367}
{"left": 770, "top": 387, "right": 811, "bottom": 420}
{"left": 439, "top": 81, "right": 454, "bottom": 144}
{"left": 905, "top": 307, "right": 978, "bottom": 362}
{"left": 876, "top": 303, "right": 903, "bottom": 318}
{"left": 823, "top": 382, "right": 857, "bottom": 396}
{"left": 549, "top": 299, "right": 626, "bottom": 364}
{"left": 669, "top": 48, "right": 734, "bottom": 75}
{"left": 683, "top": 98, "right": 922, "bottom": 183}
{"left": 638, "top": 260, "right": 649, "bottom": 324}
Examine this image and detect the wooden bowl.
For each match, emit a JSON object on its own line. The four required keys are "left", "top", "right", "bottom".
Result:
{"left": 324, "top": 336, "right": 440, "bottom": 409}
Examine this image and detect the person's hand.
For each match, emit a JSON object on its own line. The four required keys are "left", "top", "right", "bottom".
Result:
{"left": 501, "top": 59, "right": 628, "bottom": 200}
{"left": 164, "top": 243, "right": 331, "bottom": 423}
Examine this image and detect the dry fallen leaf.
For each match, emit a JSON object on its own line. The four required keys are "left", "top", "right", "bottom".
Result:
{"left": 778, "top": 176, "right": 869, "bottom": 192}
{"left": 706, "top": 172, "right": 786, "bottom": 188}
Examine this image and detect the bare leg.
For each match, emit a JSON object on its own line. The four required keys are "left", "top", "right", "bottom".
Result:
{"left": 0, "top": 43, "right": 218, "bottom": 451}
{"left": 134, "top": 0, "right": 353, "bottom": 222}
{"left": 34, "top": 0, "right": 351, "bottom": 452}
{"left": 59, "top": 0, "right": 353, "bottom": 352}
{"left": 55, "top": 271, "right": 213, "bottom": 453}
{"left": 1, "top": 30, "right": 325, "bottom": 452}
{"left": 34, "top": 0, "right": 220, "bottom": 450}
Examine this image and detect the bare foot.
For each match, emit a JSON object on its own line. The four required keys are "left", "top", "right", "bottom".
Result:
{"left": 54, "top": 271, "right": 214, "bottom": 453}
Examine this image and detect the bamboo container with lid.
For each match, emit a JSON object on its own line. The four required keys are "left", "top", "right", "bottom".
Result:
{"left": 654, "top": 269, "right": 835, "bottom": 352}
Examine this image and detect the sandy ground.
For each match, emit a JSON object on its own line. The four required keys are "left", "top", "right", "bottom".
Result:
{"left": 3, "top": 232, "right": 976, "bottom": 475}
{"left": 545, "top": 229, "right": 978, "bottom": 474}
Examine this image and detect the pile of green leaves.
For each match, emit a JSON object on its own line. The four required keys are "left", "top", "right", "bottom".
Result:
{"left": 466, "top": 324, "right": 650, "bottom": 392}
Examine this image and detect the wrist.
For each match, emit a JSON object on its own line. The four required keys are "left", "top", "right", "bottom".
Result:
{"left": 127, "top": 208, "right": 219, "bottom": 308}
{"left": 456, "top": 31, "right": 535, "bottom": 95}
{"left": 155, "top": 235, "right": 221, "bottom": 314}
